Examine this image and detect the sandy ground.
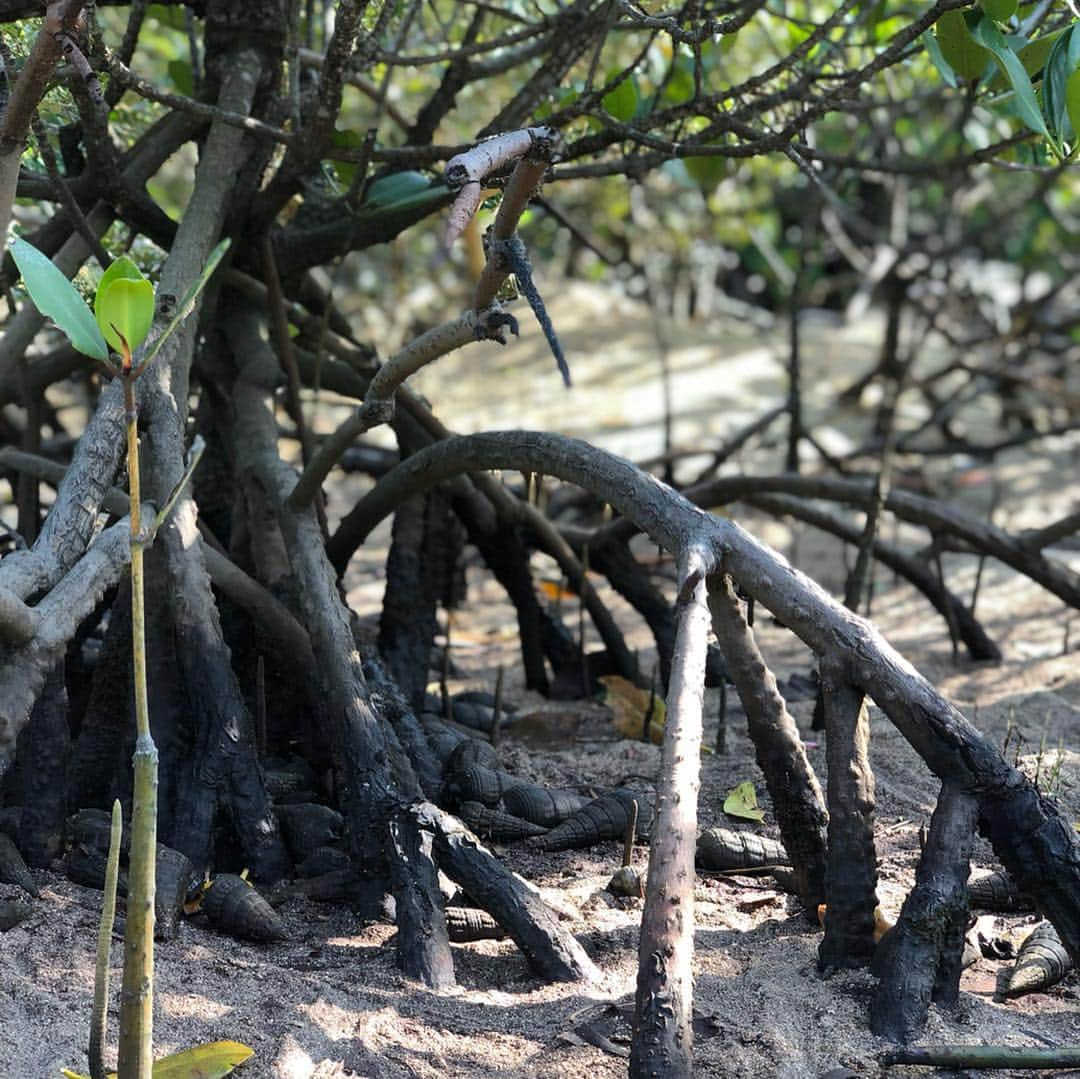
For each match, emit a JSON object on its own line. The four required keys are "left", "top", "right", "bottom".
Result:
{"left": 2, "top": 283, "right": 1079, "bottom": 1077}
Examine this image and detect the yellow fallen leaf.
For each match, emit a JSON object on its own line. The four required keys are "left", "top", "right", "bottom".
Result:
{"left": 599, "top": 675, "right": 665, "bottom": 744}
{"left": 537, "top": 577, "right": 575, "bottom": 601}
{"left": 723, "top": 781, "right": 764, "bottom": 822}
{"left": 62, "top": 1040, "right": 254, "bottom": 1079}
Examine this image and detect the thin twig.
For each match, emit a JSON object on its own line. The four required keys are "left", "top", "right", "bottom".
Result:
{"left": 29, "top": 111, "right": 111, "bottom": 267}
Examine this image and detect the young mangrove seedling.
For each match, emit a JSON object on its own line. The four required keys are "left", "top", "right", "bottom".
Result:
{"left": 10, "top": 236, "right": 248, "bottom": 1078}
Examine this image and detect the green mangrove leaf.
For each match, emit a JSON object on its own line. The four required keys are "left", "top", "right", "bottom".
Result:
{"left": 935, "top": 10, "right": 990, "bottom": 81}
{"left": 357, "top": 170, "right": 451, "bottom": 216}
{"left": 923, "top": 29, "right": 958, "bottom": 88}
{"left": 9, "top": 237, "right": 108, "bottom": 360}
{"left": 167, "top": 58, "right": 193, "bottom": 96}
{"left": 1067, "top": 68, "right": 1080, "bottom": 147}
{"left": 971, "top": 13, "right": 1051, "bottom": 139}
{"left": 979, "top": 0, "right": 1017, "bottom": 22}
{"left": 661, "top": 53, "right": 696, "bottom": 107}
{"left": 364, "top": 170, "right": 433, "bottom": 207}
{"left": 723, "top": 781, "right": 765, "bottom": 823}
{"left": 96, "top": 253, "right": 144, "bottom": 292}
{"left": 95, "top": 256, "right": 154, "bottom": 354}
{"left": 329, "top": 127, "right": 364, "bottom": 185}
{"left": 602, "top": 72, "right": 639, "bottom": 122}
{"left": 1042, "top": 26, "right": 1080, "bottom": 143}
{"left": 990, "top": 26, "right": 1069, "bottom": 91}
{"left": 684, "top": 152, "right": 726, "bottom": 194}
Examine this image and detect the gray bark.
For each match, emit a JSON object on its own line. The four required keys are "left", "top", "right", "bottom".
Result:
{"left": 708, "top": 573, "right": 828, "bottom": 911}
{"left": 631, "top": 566, "right": 710, "bottom": 1079}
{"left": 333, "top": 430, "right": 1080, "bottom": 965}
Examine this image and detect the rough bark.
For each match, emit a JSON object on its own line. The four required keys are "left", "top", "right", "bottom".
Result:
{"left": 379, "top": 493, "right": 448, "bottom": 713}
{"left": 871, "top": 783, "right": 978, "bottom": 1042}
{"left": 387, "top": 809, "right": 455, "bottom": 989}
{"left": 818, "top": 656, "right": 878, "bottom": 971}
{"left": 71, "top": 583, "right": 133, "bottom": 809}
{"left": 330, "top": 430, "right": 1080, "bottom": 968}
{"left": 362, "top": 652, "right": 444, "bottom": 803}
{"left": 747, "top": 492, "right": 1000, "bottom": 661}
{"left": 631, "top": 564, "right": 710, "bottom": 1079}
{"left": 563, "top": 527, "right": 728, "bottom": 689}
{"left": 227, "top": 299, "right": 395, "bottom": 878}
{"left": 446, "top": 502, "right": 551, "bottom": 694}
{"left": 707, "top": 573, "right": 828, "bottom": 911}
{"left": 15, "top": 660, "right": 69, "bottom": 866}
{"left": 137, "top": 48, "right": 289, "bottom": 883}
{"left": 142, "top": 547, "right": 191, "bottom": 851}
{"left": 687, "top": 473, "right": 1080, "bottom": 611}
{"left": 421, "top": 801, "right": 599, "bottom": 983}
{"left": 0, "top": 516, "right": 138, "bottom": 771}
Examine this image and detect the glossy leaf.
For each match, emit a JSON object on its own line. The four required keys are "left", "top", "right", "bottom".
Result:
{"left": 1042, "top": 26, "right": 1080, "bottom": 143}
{"left": 661, "top": 53, "right": 696, "bottom": 107}
{"left": 329, "top": 127, "right": 364, "bottom": 185}
{"left": 602, "top": 73, "right": 639, "bottom": 122}
{"left": 95, "top": 256, "right": 154, "bottom": 354}
{"left": 61, "top": 1039, "right": 254, "bottom": 1079}
{"left": 145, "top": 3, "right": 186, "bottom": 31}
{"left": 971, "top": 13, "right": 1051, "bottom": 139}
{"left": 922, "top": 29, "right": 958, "bottom": 88}
{"left": 979, "top": 0, "right": 1017, "bottom": 21}
{"left": 723, "top": 781, "right": 764, "bottom": 823}
{"left": 1067, "top": 68, "right": 1080, "bottom": 146}
{"left": 990, "top": 27, "right": 1069, "bottom": 89}
{"left": 9, "top": 237, "right": 108, "bottom": 360}
{"left": 364, "top": 170, "right": 437, "bottom": 207}
{"left": 935, "top": 10, "right": 990, "bottom": 81}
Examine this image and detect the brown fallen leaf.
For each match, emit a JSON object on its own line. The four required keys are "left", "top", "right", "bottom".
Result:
{"left": 599, "top": 674, "right": 664, "bottom": 744}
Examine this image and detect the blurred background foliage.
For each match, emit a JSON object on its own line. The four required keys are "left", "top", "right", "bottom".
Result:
{"left": 14, "top": 2, "right": 1080, "bottom": 364}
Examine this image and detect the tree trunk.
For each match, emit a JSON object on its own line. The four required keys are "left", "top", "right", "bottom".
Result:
{"left": 871, "top": 783, "right": 977, "bottom": 1041}
{"left": 818, "top": 656, "right": 878, "bottom": 970}
{"left": 708, "top": 573, "right": 828, "bottom": 911}
{"left": 631, "top": 566, "right": 710, "bottom": 1079}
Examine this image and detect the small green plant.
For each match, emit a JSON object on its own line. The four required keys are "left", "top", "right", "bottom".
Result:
{"left": 9, "top": 237, "right": 247, "bottom": 1079}
{"left": 1035, "top": 733, "right": 1068, "bottom": 799}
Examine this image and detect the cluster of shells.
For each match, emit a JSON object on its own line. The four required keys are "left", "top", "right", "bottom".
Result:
{"left": 16, "top": 684, "right": 1068, "bottom": 995}
{"left": 423, "top": 693, "right": 654, "bottom": 853}
{"left": 695, "top": 825, "right": 1074, "bottom": 999}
